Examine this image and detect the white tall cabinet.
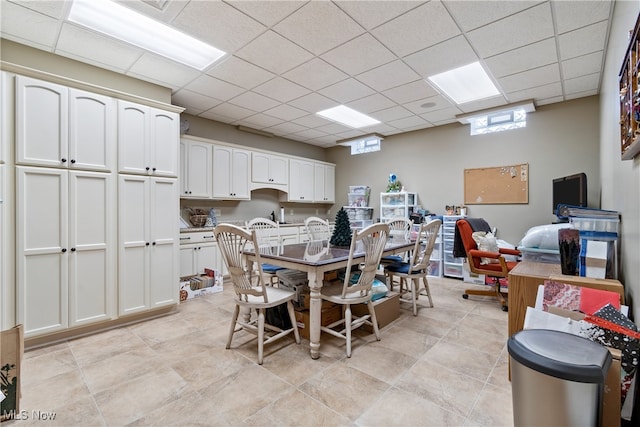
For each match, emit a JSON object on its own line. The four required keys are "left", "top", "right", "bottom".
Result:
{"left": 8, "top": 71, "right": 181, "bottom": 340}
{"left": 118, "top": 175, "right": 178, "bottom": 315}
{"left": 16, "top": 167, "right": 115, "bottom": 336}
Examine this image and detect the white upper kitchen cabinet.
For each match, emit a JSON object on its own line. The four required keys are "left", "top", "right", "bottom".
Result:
{"left": 118, "top": 175, "right": 178, "bottom": 316}
{"left": 15, "top": 75, "right": 115, "bottom": 171}
{"left": 16, "top": 166, "right": 115, "bottom": 337}
{"left": 118, "top": 100, "right": 179, "bottom": 177}
{"left": 212, "top": 145, "right": 250, "bottom": 200}
{"left": 180, "top": 138, "right": 213, "bottom": 198}
{"left": 251, "top": 151, "right": 288, "bottom": 191}
{"left": 287, "top": 158, "right": 314, "bottom": 202}
{"left": 314, "top": 163, "right": 335, "bottom": 203}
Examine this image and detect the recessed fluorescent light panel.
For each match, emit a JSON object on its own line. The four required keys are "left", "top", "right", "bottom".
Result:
{"left": 68, "top": 0, "right": 226, "bottom": 70}
{"left": 427, "top": 62, "right": 500, "bottom": 104}
{"left": 316, "top": 105, "right": 380, "bottom": 128}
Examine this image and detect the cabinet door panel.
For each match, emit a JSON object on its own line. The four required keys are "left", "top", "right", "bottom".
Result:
{"left": 195, "top": 244, "right": 218, "bottom": 274}
{"left": 69, "top": 171, "right": 114, "bottom": 326}
{"left": 180, "top": 246, "right": 196, "bottom": 277}
{"left": 270, "top": 155, "right": 288, "bottom": 185}
{"left": 150, "top": 109, "right": 178, "bottom": 177}
{"left": 212, "top": 145, "right": 232, "bottom": 198}
{"left": 186, "top": 142, "right": 212, "bottom": 198}
{"left": 150, "top": 178, "right": 178, "bottom": 306}
{"left": 16, "top": 76, "right": 68, "bottom": 167}
{"left": 118, "top": 101, "right": 148, "bottom": 174}
{"left": 69, "top": 89, "right": 115, "bottom": 172}
{"left": 232, "top": 149, "right": 250, "bottom": 198}
{"left": 119, "top": 246, "right": 148, "bottom": 314}
{"left": 23, "top": 253, "right": 67, "bottom": 335}
{"left": 150, "top": 243, "right": 176, "bottom": 307}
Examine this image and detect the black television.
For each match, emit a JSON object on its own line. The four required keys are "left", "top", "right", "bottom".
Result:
{"left": 552, "top": 173, "right": 587, "bottom": 214}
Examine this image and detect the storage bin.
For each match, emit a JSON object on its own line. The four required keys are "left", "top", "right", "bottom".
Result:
{"left": 569, "top": 217, "right": 619, "bottom": 234}
{"left": 519, "top": 247, "right": 561, "bottom": 264}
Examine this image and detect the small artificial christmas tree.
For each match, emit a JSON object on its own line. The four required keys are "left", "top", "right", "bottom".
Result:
{"left": 330, "top": 207, "right": 352, "bottom": 247}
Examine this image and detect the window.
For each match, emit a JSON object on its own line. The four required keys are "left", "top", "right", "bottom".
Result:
{"left": 469, "top": 108, "right": 527, "bottom": 135}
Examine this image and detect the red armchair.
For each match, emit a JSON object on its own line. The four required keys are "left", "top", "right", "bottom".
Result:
{"left": 455, "top": 219, "right": 521, "bottom": 311}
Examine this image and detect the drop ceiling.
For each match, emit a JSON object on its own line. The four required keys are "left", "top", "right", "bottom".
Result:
{"left": 0, "top": 0, "right": 614, "bottom": 147}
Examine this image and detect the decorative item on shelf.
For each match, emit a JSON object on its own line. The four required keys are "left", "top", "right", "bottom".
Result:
{"left": 445, "top": 205, "right": 455, "bottom": 215}
{"left": 207, "top": 208, "right": 217, "bottom": 227}
{"left": 330, "top": 207, "right": 352, "bottom": 247}
{"left": 189, "top": 208, "right": 208, "bottom": 227}
{"left": 386, "top": 173, "right": 402, "bottom": 192}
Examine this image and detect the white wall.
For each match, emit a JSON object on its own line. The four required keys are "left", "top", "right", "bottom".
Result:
{"left": 326, "top": 96, "right": 600, "bottom": 247}
{"left": 600, "top": 1, "right": 640, "bottom": 318}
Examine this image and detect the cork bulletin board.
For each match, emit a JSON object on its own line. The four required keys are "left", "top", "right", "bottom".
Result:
{"left": 464, "top": 163, "right": 529, "bottom": 204}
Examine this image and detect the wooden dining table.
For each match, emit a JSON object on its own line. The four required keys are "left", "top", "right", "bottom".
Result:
{"left": 243, "top": 236, "right": 415, "bottom": 359}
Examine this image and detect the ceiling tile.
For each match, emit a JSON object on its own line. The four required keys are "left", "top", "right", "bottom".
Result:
{"left": 404, "top": 35, "right": 478, "bottom": 78}
{"left": 382, "top": 80, "right": 439, "bottom": 104}
{"left": 388, "top": 115, "right": 430, "bottom": 129}
{"left": 553, "top": 0, "right": 612, "bottom": 34}
{"left": 444, "top": 0, "right": 542, "bottom": 31}
{"left": 291, "top": 114, "right": 330, "bottom": 129}
{"left": 252, "top": 77, "right": 310, "bottom": 103}
{"left": 498, "top": 63, "right": 561, "bottom": 93}
{"left": 356, "top": 60, "right": 420, "bottom": 92}
{"left": 457, "top": 96, "right": 510, "bottom": 114}
{"left": 506, "top": 81, "right": 563, "bottom": 103}
{"left": 7, "top": 0, "right": 68, "bottom": 19}
{"left": 562, "top": 51, "right": 604, "bottom": 80}
{"left": 128, "top": 53, "right": 201, "bottom": 89}
{"left": 236, "top": 30, "right": 314, "bottom": 75}
{"left": 273, "top": 1, "right": 364, "bottom": 56}
{"left": 172, "top": 89, "right": 223, "bottom": 114}
{"left": 115, "top": 0, "right": 188, "bottom": 23}
{"left": 334, "top": 0, "right": 421, "bottom": 30}
{"left": 291, "top": 128, "right": 329, "bottom": 140}
{"left": 283, "top": 58, "right": 348, "bottom": 91}
{"left": 403, "top": 95, "right": 455, "bottom": 115}
{"left": 288, "top": 93, "right": 338, "bottom": 114}
{"left": 228, "top": 91, "right": 280, "bottom": 112}
{"left": 55, "top": 24, "right": 142, "bottom": 72}
{"left": 1, "top": 1, "right": 61, "bottom": 48}
{"left": 265, "top": 121, "right": 307, "bottom": 135}
{"left": 564, "top": 73, "right": 600, "bottom": 95}
{"left": 235, "top": 113, "right": 284, "bottom": 129}
{"left": 370, "top": 106, "right": 414, "bottom": 122}
{"left": 204, "top": 103, "right": 256, "bottom": 121}
{"left": 372, "top": 1, "right": 460, "bottom": 57}
{"left": 558, "top": 21, "right": 609, "bottom": 60}
{"left": 226, "top": 1, "right": 306, "bottom": 27}
{"left": 346, "top": 93, "right": 396, "bottom": 114}
{"left": 484, "top": 37, "right": 558, "bottom": 78}
{"left": 467, "top": 2, "right": 554, "bottom": 57}
{"left": 321, "top": 33, "right": 396, "bottom": 76}
{"left": 315, "top": 121, "right": 353, "bottom": 135}
{"left": 420, "top": 106, "right": 463, "bottom": 123}
{"left": 171, "top": 0, "right": 266, "bottom": 53}
{"left": 205, "top": 56, "right": 275, "bottom": 90}
{"left": 318, "top": 78, "right": 376, "bottom": 104}
{"left": 565, "top": 89, "right": 597, "bottom": 100}
{"left": 263, "top": 104, "right": 308, "bottom": 121}
{"left": 185, "top": 75, "right": 245, "bottom": 101}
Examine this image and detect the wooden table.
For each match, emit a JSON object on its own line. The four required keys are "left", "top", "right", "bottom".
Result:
{"left": 507, "top": 261, "right": 625, "bottom": 339}
{"left": 244, "top": 238, "right": 415, "bottom": 359}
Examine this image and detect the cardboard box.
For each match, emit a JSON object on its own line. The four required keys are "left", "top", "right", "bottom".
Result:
{"left": 179, "top": 273, "right": 223, "bottom": 302}
{"left": 603, "top": 348, "right": 621, "bottom": 427}
{"left": 294, "top": 305, "right": 343, "bottom": 340}
{"left": 1, "top": 325, "right": 24, "bottom": 422}
{"left": 352, "top": 291, "right": 400, "bottom": 333}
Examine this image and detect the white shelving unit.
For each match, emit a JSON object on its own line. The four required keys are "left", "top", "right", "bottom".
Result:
{"left": 343, "top": 206, "right": 374, "bottom": 231}
{"left": 380, "top": 192, "right": 417, "bottom": 222}
{"left": 442, "top": 215, "right": 466, "bottom": 279}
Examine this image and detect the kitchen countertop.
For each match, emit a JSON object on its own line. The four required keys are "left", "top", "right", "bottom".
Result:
{"left": 180, "top": 221, "right": 312, "bottom": 233}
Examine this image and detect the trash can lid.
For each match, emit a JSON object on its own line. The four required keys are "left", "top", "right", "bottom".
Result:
{"left": 508, "top": 329, "right": 612, "bottom": 383}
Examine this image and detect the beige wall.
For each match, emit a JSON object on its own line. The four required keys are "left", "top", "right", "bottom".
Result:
{"left": 326, "top": 97, "right": 600, "bottom": 246}
{"left": 600, "top": 1, "right": 640, "bottom": 318}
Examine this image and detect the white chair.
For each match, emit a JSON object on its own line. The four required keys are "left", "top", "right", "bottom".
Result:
{"left": 304, "top": 216, "right": 331, "bottom": 241}
{"left": 381, "top": 217, "right": 414, "bottom": 290}
{"left": 245, "top": 217, "right": 285, "bottom": 285}
{"left": 385, "top": 219, "right": 442, "bottom": 316}
{"left": 214, "top": 224, "right": 300, "bottom": 365}
{"left": 320, "top": 223, "right": 390, "bottom": 357}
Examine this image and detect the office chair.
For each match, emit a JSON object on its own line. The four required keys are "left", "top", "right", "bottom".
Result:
{"left": 455, "top": 218, "right": 521, "bottom": 311}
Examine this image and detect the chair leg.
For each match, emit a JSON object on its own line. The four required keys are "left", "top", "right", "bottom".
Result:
{"left": 286, "top": 300, "right": 300, "bottom": 344}
{"left": 257, "top": 308, "right": 265, "bottom": 365}
{"left": 386, "top": 273, "right": 394, "bottom": 292}
{"left": 226, "top": 304, "right": 240, "bottom": 349}
{"left": 422, "top": 276, "right": 433, "bottom": 308}
{"left": 345, "top": 305, "right": 352, "bottom": 358}
{"left": 411, "top": 278, "right": 418, "bottom": 316}
{"left": 367, "top": 300, "right": 381, "bottom": 341}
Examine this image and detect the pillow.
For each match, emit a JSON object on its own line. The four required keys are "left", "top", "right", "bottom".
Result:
{"left": 472, "top": 231, "right": 499, "bottom": 264}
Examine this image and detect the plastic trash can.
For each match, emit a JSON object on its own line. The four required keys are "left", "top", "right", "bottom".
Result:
{"left": 508, "top": 329, "right": 612, "bottom": 427}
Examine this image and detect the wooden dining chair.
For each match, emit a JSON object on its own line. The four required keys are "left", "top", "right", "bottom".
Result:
{"left": 320, "top": 223, "right": 390, "bottom": 357}
{"left": 304, "top": 216, "right": 331, "bottom": 241}
{"left": 214, "top": 224, "right": 300, "bottom": 365}
{"left": 245, "top": 217, "right": 285, "bottom": 285}
{"left": 381, "top": 217, "right": 414, "bottom": 283}
{"left": 385, "top": 219, "right": 441, "bottom": 315}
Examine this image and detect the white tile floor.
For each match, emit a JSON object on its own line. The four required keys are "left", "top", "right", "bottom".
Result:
{"left": 8, "top": 277, "right": 513, "bottom": 426}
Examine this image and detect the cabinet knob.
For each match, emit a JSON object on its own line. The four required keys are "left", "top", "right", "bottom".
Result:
{"left": 61, "top": 158, "right": 67, "bottom": 163}
{"left": 70, "top": 159, "right": 76, "bottom": 164}
{"left": 152, "top": 167, "right": 157, "bottom": 171}
{"left": 71, "top": 248, "right": 76, "bottom": 252}
{"left": 146, "top": 242, "right": 150, "bottom": 246}
{"left": 146, "top": 167, "right": 150, "bottom": 171}
{"left": 61, "top": 248, "right": 67, "bottom": 253}
{"left": 152, "top": 242, "right": 156, "bottom": 245}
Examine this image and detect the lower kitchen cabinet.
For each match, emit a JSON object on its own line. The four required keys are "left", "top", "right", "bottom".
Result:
{"left": 16, "top": 166, "right": 116, "bottom": 337}
{"left": 118, "top": 175, "right": 178, "bottom": 315}
{"left": 179, "top": 231, "right": 221, "bottom": 277}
